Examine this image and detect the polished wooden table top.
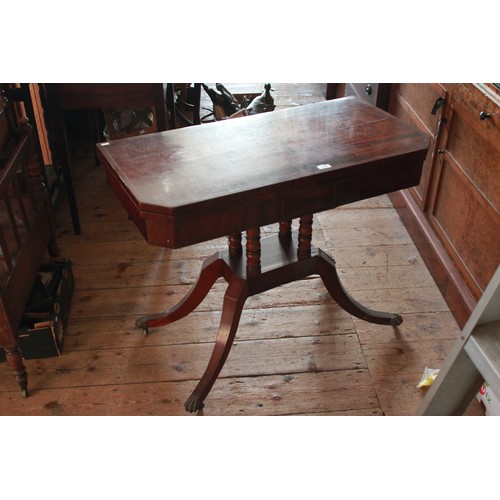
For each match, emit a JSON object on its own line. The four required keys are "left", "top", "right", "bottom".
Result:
{"left": 97, "top": 96, "right": 428, "bottom": 248}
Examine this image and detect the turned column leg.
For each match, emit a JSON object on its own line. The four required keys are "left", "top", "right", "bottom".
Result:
{"left": 279, "top": 220, "right": 292, "bottom": 242}
{"left": 228, "top": 233, "right": 242, "bottom": 256}
{"left": 246, "top": 227, "right": 261, "bottom": 275}
{"left": 185, "top": 276, "right": 248, "bottom": 413}
{"left": 298, "top": 214, "right": 313, "bottom": 259}
{"left": 4, "top": 346, "right": 28, "bottom": 397}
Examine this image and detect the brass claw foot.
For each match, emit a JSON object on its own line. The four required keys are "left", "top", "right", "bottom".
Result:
{"left": 185, "top": 394, "right": 205, "bottom": 413}
{"left": 390, "top": 314, "right": 403, "bottom": 326}
{"left": 135, "top": 317, "right": 149, "bottom": 335}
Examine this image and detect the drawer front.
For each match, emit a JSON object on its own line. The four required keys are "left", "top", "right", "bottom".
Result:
{"left": 445, "top": 103, "right": 500, "bottom": 208}
{"left": 451, "top": 84, "right": 500, "bottom": 140}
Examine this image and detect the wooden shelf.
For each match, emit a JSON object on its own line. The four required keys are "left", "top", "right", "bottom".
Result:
{"left": 465, "top": 320, "right": 500, "bottom": 398}
{"left": 418, "top": 266, "right": 500, "bottom": 415}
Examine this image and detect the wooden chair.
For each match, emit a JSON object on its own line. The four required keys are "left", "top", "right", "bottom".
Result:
{"left": 167, "top": 83, "right": 202, "bottom": 127}
{"left": 41, "top": 84, "right": 171, "bottom": 234}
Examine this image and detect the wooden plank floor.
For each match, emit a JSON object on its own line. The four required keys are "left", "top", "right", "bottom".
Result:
{"left": 0, "top": 83, "right": 484, "bottom": 415}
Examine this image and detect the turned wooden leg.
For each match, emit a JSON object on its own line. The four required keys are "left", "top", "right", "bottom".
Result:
{"left": 185, "top": 276, "right": 248, "bottom": 413}
{"left": 279, "top": 220, "right": 292, "bottom": 242}
{"left": 228, "top": 233, "right": 242, "bottom": 256}
{"left": 298, "top": 214, "right": 313, "bottom": 259}
{"left": 4, "top": 346, "right": 28, "bottom": 397}
{"left": 136, "top": 252, "right": 224, "bottom": 334}
{"left": 246, "top": 227, "right": 261, "bottom": 275}
{"left": 316, "top": 249, "right": 403, "bottom": 326}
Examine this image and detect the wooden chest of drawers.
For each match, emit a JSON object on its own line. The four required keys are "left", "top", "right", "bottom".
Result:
{"left": 388, "top": 83, "right": 500, "bottom": 326}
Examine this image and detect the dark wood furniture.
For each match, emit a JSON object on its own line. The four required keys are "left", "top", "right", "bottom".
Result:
{"left": 387, "top": 84, "right": 500, "bottom": 327}
{"left": 97, "top": 96, "right": 429, "bottom": 412}
{"left": 41, "top": 83, "right": 171, "bottom": 235}
{"left": 171, "top": 83, "right": 202, "bottom": 126}
{"left": 0, "top": 87, "right": 58, "bottom": 396}
{"left": 327, "top": 83, "right": 391, "bottom": 111}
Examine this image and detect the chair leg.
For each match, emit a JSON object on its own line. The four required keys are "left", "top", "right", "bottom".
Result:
{"left": 191, "top": 83, "right": 201, "bottom": 125}
{"left": 165, "top": 84, "right": 177, "bottom": 129}
{"left": 169, "top": 83, "right": 202, "bottom": 128}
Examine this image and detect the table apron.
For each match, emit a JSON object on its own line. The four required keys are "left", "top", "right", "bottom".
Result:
{"left": 139, "top": 153, "right": 424, "bottom": 248}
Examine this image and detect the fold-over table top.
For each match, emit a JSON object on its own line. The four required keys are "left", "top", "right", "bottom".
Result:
{"left": 97, "top": 97, "right": 429, "bottom": 248}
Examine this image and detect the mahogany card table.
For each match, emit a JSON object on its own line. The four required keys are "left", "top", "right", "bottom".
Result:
{"left": 96, "top": 96, "right": 429, "bottom": 413}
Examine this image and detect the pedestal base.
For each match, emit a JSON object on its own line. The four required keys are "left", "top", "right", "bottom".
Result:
{"left": 136, "top": 232, "right": 402, "bottom": 412}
